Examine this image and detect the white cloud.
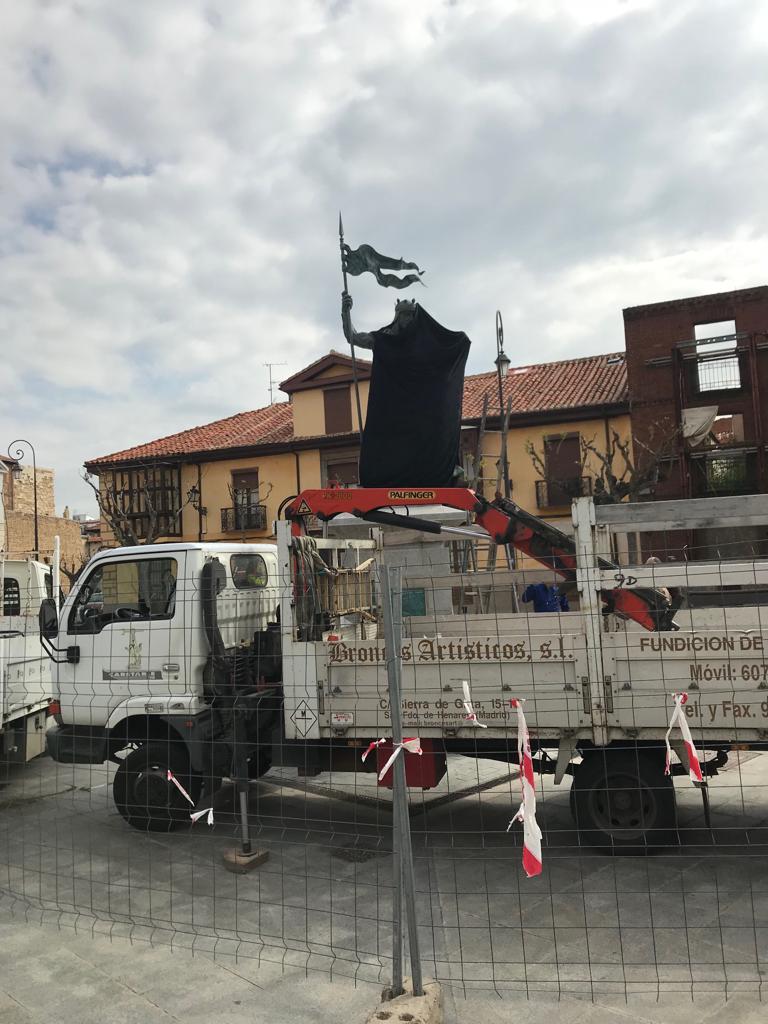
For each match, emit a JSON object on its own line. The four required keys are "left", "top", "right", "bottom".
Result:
{"left": 0, "top": 0, "right": 766, "bottom": 514}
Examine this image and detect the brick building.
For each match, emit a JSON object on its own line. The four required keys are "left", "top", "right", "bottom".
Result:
{"left": 624, "top": 285, "right": 768, "bottom": 558}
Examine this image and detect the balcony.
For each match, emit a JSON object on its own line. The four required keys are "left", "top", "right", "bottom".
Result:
{"left": 536, "top": 476, "right": 593, "bottom": 510}
{"left": 221, "top": 504, "right": 268, "bottom": 533}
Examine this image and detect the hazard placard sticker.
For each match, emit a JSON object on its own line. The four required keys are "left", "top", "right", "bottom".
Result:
{"left": 290, "top": 700, "right": 317, "bottom": 736}
{"left": 295, "top": 499, "right": 313, "bottom": 515}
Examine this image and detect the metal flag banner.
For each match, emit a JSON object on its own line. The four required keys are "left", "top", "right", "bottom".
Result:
{"left": 342, "top": 242, "right": 425, "bottom": 289}
{"left": 664, "top": 691, "right": 704, "bottom": 784}
{"left": 507, "top": 699, "right": 543, "bottom": 877}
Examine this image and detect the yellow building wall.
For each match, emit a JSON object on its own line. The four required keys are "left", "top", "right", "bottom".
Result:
{"left": 292, "top": 380, "right": 370, "bottom": 437}
{"left": 94, "top": 384, "right": 627, "bottom": 558}
{"left": 476, "top": 413, "right": 632, "bottom": 522}
{"left": 351, "top": 380, "right": 370, "bottom": 433}
{"left": 292, "top": 390, "right": 325, "bottom": 437}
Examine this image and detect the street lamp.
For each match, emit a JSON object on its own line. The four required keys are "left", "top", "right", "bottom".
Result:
{"left": 7, "top": 440, "right": 38, "bottom": 558}
{"left": 186, "top": 480, "right": 207, "bottom": 542}
{"left": 494, "top": 311, "right": 511, "bottom": 498}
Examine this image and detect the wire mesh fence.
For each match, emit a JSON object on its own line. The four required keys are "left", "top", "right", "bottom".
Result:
{"left": 2, "top": 497, "right": 768, "bottom": 1000}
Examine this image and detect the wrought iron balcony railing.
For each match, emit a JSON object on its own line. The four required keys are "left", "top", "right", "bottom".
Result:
{"left": 220, "top": 504, "right": 268, "bottom": 533}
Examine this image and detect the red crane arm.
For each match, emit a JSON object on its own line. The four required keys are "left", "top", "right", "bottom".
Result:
{"left": 285, "top": 487, "right": 675, "bottom": 632}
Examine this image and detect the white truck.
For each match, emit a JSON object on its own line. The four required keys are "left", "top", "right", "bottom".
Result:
{"left": 42, "top": 487, "right": 768, "bottom": 849}
{"left": 1, "top": 556, "right": 53, "bottom": 770}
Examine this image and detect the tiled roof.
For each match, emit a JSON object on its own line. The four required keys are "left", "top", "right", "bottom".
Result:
{"left": 87, "top": 351, "right": 626, "bottom": 467}
{"left": 462, "top": 352, "right": 627, "bottom": 420}
{"left": 86, "top": 403, "right": 293, "bottom": 467}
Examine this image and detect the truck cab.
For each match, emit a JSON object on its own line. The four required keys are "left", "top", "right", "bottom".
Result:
{"left": 1, "top": 557, "right": 54, "bottom": 767}
{"left": 45, "top": 542, "right": 281, "bottom": 829}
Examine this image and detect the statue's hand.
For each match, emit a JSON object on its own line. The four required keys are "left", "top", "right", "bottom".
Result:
{"left": 341, "top": 291, "right": 353, "bottom": 314}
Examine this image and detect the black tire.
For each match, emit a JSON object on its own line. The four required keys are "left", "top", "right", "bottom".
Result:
{"left": 571, "top": 748, "right": 677, "bottom": 853}
{"left": 247, "top": 748, "right": 272, "bottom": 779}
{"left": 113, "top": 741, "right": 202, "bottom": 832}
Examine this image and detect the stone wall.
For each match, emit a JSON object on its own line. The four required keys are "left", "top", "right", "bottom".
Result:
{"left": 5, "top": 511, "right": 85, "bottom": 585}
{"left": 10, "top": 466, "right": 55, "bottom": 516}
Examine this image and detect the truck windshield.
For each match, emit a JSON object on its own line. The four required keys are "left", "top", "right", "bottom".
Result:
{"left": 69, "top": 557, "right": 178, "bottom": 633}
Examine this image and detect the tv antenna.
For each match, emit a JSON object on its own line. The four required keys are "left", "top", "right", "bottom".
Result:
{"left": 264, "top": 362, "right": 287, "bottom": 405}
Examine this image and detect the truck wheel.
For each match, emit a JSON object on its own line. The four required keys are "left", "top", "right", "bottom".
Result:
{"left": 113, "top": 742, "right": 202, "bottom": 832}
{"left": 571, "top": 749, "right": 676, "bottom": 852}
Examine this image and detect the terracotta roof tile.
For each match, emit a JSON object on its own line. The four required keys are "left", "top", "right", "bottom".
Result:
{"left": 86, "top": 403, "right": 293, "bottom": 467}
{"left": 87, "top": 351, "right": 626, "bottom": 467}
{"left": 462, "top": 352, "right": 627, "bottom": 419}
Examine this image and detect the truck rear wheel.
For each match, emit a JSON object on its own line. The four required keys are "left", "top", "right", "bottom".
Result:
{"left": 571, "top": 748, "right": 676, "bottom": 852}
{"left": 113, "top": 742, "right": 202, "bottom": 832}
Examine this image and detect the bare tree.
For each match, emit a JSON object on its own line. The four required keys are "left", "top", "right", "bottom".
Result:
{"left": 60, "top": 556, "right": 89, "bottom": 588}
{"left": 82, "top": 466, "right": 184, "bottom": 546}
{"left": 525, "top": 422, "right": 680, "bottom": 504}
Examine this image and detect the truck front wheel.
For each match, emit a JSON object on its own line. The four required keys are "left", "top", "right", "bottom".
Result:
{"left": 571, "top": 748, "right": 677, "bottom": 852}
{"left": 113, "top": 742, "right": 202, "bottom": 832}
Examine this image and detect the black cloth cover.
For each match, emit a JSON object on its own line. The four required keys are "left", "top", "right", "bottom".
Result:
{"left": 359, "top": 305, "right": 471, "bottom": 487}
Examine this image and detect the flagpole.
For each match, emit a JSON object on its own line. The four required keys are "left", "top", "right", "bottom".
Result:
{"left": 339, "top": 212, "right": 366, "bottom": 446}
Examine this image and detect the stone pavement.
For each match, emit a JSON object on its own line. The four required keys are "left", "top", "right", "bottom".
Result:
{"left": 0, "top": 915, "right": 765, "bottom": 1024}
{"left": 1, "top": 750, "right": 768, "bottom": 1019}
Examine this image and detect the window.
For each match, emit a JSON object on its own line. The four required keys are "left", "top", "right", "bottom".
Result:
{"left": 694, "top": 321, "right": 741, "bottom": 393}
{"left": 705, "top": 452, "right": 749, "bottom": 495}
{"left": 232, "top": 469, "right": 259, "bottom": 506}
{"left": 3, "top": 578, "right": 20, "bottom": 616}
{"left": 323, "top": 386, "right": 352, "bottom": 434}
{"left": 225, "top": 469, "right": 265, "bottom": 531}
{"left": 543, "top": 433, "right": 582, "bottom": 506}
{"left": 107, "top": 466, "right": 182, "bottom": 539}
{"left": 712, "top": 414, "right": 744, "bottom": 445}
{"left": 68, "top": 557, "right": 178, "bottom": 633}
{"left": 325, "top": 459, "right": 359, "bottom": 487}
{"left": 230, "top": 553, "right": 268, "bottom": 589}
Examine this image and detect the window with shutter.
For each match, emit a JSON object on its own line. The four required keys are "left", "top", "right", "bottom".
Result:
{"left": 544, "top": 434, "right": 582, "bottom": 505}
{"left": 323, "top": 386, "right": 352, "bottom": 434}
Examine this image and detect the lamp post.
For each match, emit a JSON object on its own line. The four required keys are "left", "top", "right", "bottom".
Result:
{"left": 186, "top": 475, "right": 207, "bottom": 543}
{"left": 8, "top": 440, "right": 38, "bottom": 558}
{"left": 494, "top": 311, "right": 511, "bottom": 498}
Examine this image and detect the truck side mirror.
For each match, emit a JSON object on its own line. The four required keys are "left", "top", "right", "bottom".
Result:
{"left": 39, "top": 598, "right": 59, "bottom": 640}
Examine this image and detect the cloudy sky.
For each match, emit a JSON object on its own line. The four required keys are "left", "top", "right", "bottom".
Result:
{"left": 2, "top": 0, "right": 766, "bottom": 514}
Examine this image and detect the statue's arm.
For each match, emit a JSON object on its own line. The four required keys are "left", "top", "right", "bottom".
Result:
{"left": 341, "top": 292, "right": 375, "bottom": 351}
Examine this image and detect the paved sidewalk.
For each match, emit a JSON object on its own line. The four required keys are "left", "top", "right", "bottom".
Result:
{"left": 0, "top": 914, "right": 765, "bottom": 1024}
{"left": 2, "top": 751, "right": 768, "bottom": 1018}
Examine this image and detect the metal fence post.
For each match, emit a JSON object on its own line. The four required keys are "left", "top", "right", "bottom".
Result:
{"left": 381, "top": 565, "right": 424, "bottom": 997}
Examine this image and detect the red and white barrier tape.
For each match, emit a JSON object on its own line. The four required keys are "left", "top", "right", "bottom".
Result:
{"left": 167, "top": 769, "right": 195, "bottom": 805}
{"left": 506, "top": 699, "right": 543, "bottom": 878}
{"left": 664, "top": 691, "right": 703, "bottom": 784}
{"left": 361, "top": 738, "right": 386, "bottom": 764}
{"left": 166, "top": 770, "right": 215, "bottom": 826}
{"left": 361, "top": 737, "right": 423, "bottom": 781}
{"left": 462, "top": 680, "right": 488, "bottom": 728}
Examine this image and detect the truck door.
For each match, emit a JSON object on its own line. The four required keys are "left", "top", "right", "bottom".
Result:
{"left": 60, "top": 552, "right": 186, "bottom": 726}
